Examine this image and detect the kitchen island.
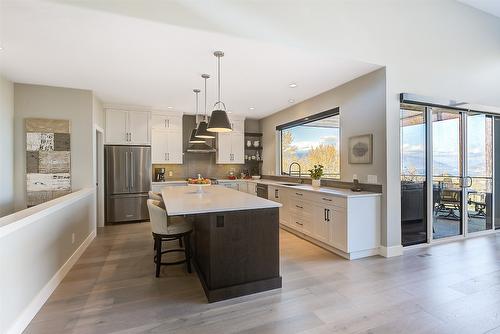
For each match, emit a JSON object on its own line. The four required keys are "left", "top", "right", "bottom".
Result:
{"left": 161, "top": 185, "right": 282, "bottom": 302}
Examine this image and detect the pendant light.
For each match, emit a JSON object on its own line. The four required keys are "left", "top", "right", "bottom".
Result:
{"left": 189, "top": 89, "right": 205, "bottom": 144}
{"left": 195, "top": 74, "right": 215, "bottom": 138}
{"left": 207, "top": 51, "right": 232, "bottom": 132}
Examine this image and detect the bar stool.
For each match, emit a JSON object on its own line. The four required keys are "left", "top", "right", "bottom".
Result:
{"left": 146, "top": 199, "right": 192, "bottom": 277}
{"left": 148, "top": 191, "right": 183, "bottom": 248}
{"left": 148, "top": 190, "right": 163, "bottom": 201}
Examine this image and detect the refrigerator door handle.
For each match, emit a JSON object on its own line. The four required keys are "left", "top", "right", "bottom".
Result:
{"left": 125, "top": 151, "right": 129, "bottom": 189}
{"left": 130, "top": 151, "right": 135, "bottom": 189}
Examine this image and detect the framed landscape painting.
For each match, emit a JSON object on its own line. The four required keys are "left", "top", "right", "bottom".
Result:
{"left": 348, "top": 134, "right": 373, "bottom": 164}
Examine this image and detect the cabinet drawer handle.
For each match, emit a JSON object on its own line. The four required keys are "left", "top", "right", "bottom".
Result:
{"left": 322, "top": 197, "right": 332, "bottom": 202}
{"left": 326, "top": 208, "right": 331, "bottom": 221}
{"left": 295, "top": 205, "right": 303, "bottom": 209}
{"left": 295, "top": 192, "right": 303, "bottom": 196}
{"left": 295, "top": 221, "right": 303, "bottom": 226}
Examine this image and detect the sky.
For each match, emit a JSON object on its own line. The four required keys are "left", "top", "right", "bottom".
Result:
{"left": 401, "top": 113, "right": 491, "bottom": 177}
{"left": 287, "top": 125, "right": 339, "bottom": 158}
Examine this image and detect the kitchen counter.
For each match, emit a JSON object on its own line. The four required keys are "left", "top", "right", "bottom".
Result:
{"left": 152, "top": 180, "right": 188, "bottom": 185}
{"left": 219, "top": 178, "right": 381, "bottom": 198}
{"left": 161, "top": 184, "right": 281, "bottom": 216}
{"left": 161, "top": 184, "right": 282, "bottom": 303}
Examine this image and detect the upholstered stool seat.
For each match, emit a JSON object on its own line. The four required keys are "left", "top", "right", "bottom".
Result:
{"left": 147, "top": 199, "right": 192, "bottom": 277}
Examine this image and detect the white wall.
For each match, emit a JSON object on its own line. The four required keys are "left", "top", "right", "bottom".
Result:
{"left": 0, "top": 76, "right": 14, "bottom": 217}
{"left": 157, "top": 0, "right": 500, "bottom": 249}
{"left": 0, "top": 189, "right": 95, "bottom": 334}
{"left": 261, "top": 68, "right": 386, "bottom": 183}
{"left": 13, "top": 84, "right": 94, "bottom": 210}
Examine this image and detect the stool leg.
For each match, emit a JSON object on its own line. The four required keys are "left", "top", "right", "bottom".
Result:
{"left": 155, "top": 236, "right": 162, "bottom": 277}
{"left": 184, "top": 234, "right": 192, "bottom": 273}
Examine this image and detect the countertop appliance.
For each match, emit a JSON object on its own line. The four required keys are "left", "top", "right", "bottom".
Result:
{"left": 105, "top": 145, "right": 151, "bottom": 223}
{"left": 155, "top": 168, "right": 165, "bottom": 182}
{"left": 256, "top": 183, "right": 268, "bottom": 199}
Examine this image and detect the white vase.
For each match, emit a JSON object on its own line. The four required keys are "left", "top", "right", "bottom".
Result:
{"left": 312, "top": 179, "right": 321, "bottom": 188}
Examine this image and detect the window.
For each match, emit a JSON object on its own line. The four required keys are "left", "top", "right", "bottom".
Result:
{"left": 277, "top": 109, "right": 340, "bottom": 178}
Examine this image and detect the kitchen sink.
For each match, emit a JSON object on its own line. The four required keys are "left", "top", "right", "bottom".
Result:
{"left": 279, "top": 183, "right": 301, "bottom": 186}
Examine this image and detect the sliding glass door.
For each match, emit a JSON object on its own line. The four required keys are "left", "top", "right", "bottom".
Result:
{"left": 466, "top": 112, "right": 493, "bottom": 233}
{"left": 431, "top": 109, "right": 463, "bottom": 239}
{"left": 401, "top": 105, "right": 496, "bottom": 246}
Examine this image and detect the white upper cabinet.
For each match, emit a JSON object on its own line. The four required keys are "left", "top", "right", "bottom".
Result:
{"left": 151, "top": 112, "right": 183, "bottom": 164}
{"left": 151, "top": 113, "right": 182, "bottom": 132}
{"left": 216, "top": 116, "right": 245, "bottom": 164}
{"left": 105, "top": 109, "right": 150, "bottom": 145}
{"left": 105, "top": 109, "right": 128, "bottom": 144}
{"left": 128, "top": 111, "right": 150, "bottom": 144}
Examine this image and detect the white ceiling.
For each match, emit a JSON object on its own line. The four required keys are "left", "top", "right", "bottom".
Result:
{"left": 458, "top": 0, "right": 500, "bottom": 18}
{"left": 0, "top": 0, "right": 380, "bottom": 119}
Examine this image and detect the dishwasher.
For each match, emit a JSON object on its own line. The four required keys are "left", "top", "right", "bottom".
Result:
{"left": 256, "top": 183, "right": 269, "bottom": 198}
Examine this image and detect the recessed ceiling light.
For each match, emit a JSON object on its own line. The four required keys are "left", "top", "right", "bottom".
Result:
{"left": 288, "top": 99, "right": 295, "bottom": 103}
{"left": 167, "top": 106, "right": 173, "bottom": 109}
{"left": 249, "top": 107, "right": 255, "bottom": 110}
{"left": 289, "top": 83, "right": 297, "bottom": 88}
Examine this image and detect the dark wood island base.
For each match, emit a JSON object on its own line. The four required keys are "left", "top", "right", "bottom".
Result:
{"left": 191, "top": 207, "right": 282, "bottom": 303}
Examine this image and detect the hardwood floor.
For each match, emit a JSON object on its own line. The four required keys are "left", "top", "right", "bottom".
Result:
{"left": 25, "top": 223, "right": 500, "bottom": 334}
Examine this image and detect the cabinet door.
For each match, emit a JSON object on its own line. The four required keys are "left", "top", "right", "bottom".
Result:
{"left": 151, "top": 114, "right": 168, "bottom": 130}
{"left": 128, "top": 111, "right": 150, "bottom": 144}
{"left": 151, "top": 130, "right": 168, "bottom": 163}
{"left": 238, "top": 182, "right": 248, "bottom": 193}
{"left": 106, "top": 110, "right": 128, "bottom": 144}
{"left": 330, "top": 207, "right": 348, "bottom": 252}
{"left": 230, "top": 132, "right": 245, "bottom": 164}
{"left": 230, "top": 119, "right": 244, "bottom": 133}
{"left": 216, "top": 133, "right": 232, "bottom": 164}
{"left": 247, "top": 182, "right": 256, "bottom": 195}
{"left": 313, "top": 204, "right": 330, "bottom": 244}
{"left": 166, "top": 130, "right": 183, "bottom": 164}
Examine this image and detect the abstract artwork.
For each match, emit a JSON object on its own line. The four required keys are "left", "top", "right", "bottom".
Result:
{"left": 25, "top": 118, "right": 71, "bottom": 207}
{"left": 348, "top": 134, "right": 373, "bottom": 164}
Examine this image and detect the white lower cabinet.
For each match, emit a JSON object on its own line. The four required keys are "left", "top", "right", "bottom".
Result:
{"left": 247, "top": 182, "right": 257, "bottom": 196}
{"left": 267, "top": 185, "right": 380, "bottom": 260}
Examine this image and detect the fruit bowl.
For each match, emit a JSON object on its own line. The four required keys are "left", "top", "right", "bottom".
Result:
{"left": 187, "top": 178, "right": 212, "bottom": 185}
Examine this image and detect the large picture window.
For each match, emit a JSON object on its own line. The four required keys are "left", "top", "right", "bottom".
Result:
{"left": 278, "top": 109, "right": 340, "bottom": 179}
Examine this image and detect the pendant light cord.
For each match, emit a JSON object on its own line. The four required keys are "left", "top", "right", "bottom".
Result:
{"left": 204, "top": 76, "right": 208, "bottom": 120}
{"left": 217, "top": 55, "right": 221, "bottom": 103}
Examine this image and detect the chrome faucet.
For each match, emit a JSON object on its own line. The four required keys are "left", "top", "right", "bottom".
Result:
{"left": 288, "top": 162, "right": 302, "bottom": 183}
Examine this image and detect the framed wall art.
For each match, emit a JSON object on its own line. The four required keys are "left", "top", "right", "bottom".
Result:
{"left": 25, "top": 118, "right": 71, "bottom": 207}
{"left": 348, "top": 134, "right": 373, "bottom": 164}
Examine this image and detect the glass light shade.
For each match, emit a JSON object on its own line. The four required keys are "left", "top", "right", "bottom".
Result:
{"left": 207, "top": 109, "right": 232, "bottom": 132}
{"left": 195, "top": 120, "right": 215, "bottom": 138}
{"left": 189, "top": 129, "right": 205, "bottom": 143}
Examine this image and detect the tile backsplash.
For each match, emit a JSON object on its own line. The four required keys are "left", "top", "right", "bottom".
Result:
{"left": 153, "top": 115, "right": 260, "bottom": 180}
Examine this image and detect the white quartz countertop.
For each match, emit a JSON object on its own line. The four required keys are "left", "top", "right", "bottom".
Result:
{"left": 222, "top": 178, "right": 381, "bottom": 198}
{"left": 161, "top": 185, "right": 281, "bottom": 216}
{"left": 152, "top": 180, "right": 188, "bottom": 185}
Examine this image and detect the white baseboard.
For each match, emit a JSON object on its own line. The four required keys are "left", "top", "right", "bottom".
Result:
{"left": 379, "top": 244, "right": 403, "bottom": 257}
{"left": 7, "top": 229, "right": 96, "bottom": 334}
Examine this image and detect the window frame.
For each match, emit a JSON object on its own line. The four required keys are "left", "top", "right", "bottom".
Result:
{"left": 276, "top": 107, "right": 340, "bottom": 179}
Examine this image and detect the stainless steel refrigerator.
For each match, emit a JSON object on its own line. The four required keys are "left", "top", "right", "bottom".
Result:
{"left": 105, "top": 145, "right": 151, "bottom": 223}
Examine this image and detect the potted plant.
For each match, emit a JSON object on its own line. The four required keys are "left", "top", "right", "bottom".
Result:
{"left": 308, "top": 164, "right": 323, "bottom": 188}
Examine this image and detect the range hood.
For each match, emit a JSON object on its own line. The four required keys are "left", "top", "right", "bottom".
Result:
{"left": 186, "top": 142, "right": 216, "bottom": 153}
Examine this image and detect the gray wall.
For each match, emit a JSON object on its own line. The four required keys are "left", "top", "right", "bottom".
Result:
{"left": 0, "top": 76, "right": 14, "bottom": 217}
{"left": 261, "top": 68, "right": 386, "bottom": 183}
{"left": 13, "top": 84, "right": 94, "bottom": 210}
{"left": 260, "top": 68, "right": 387, "bottom": 243}
{"left": 0, "top": 189, "right": 95, "bottom": 334}
{"left": 153, "top": 115, "right": 261, "bottom": 179}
